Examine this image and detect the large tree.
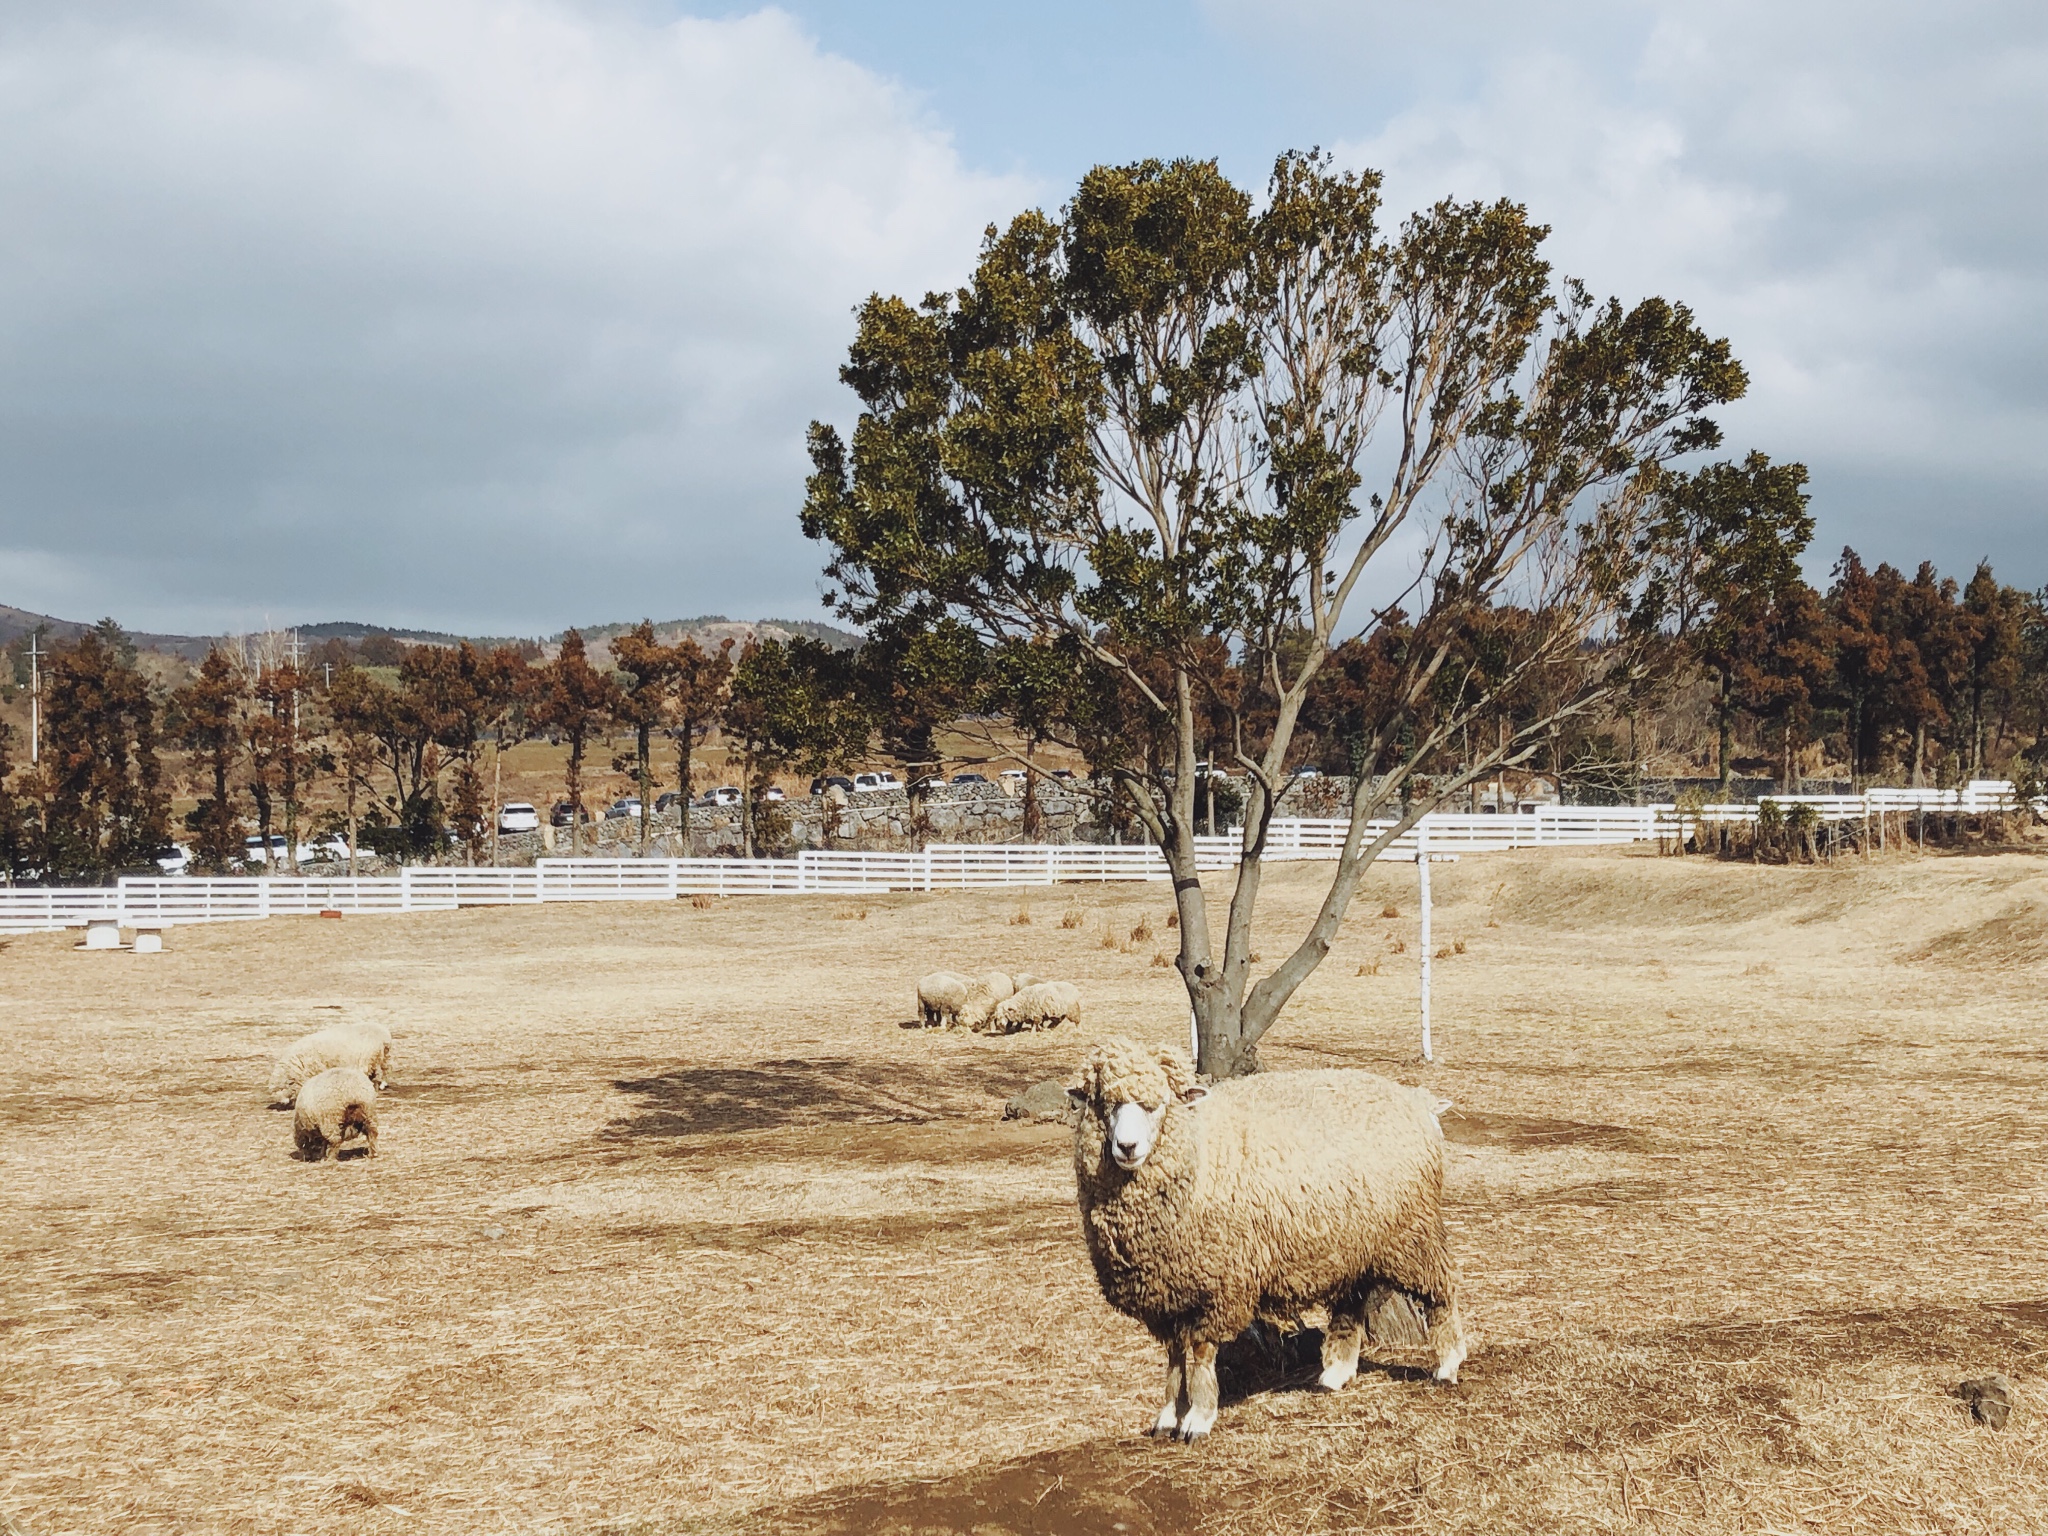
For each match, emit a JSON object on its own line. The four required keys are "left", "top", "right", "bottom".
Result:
{"left": 804, "top": 151, "right": 1755, "bottom": 1076}
{"left": 170, "top": 648, "right": 247, "bottom": 870}
{"left": 721, "top": 638, "right": 860, "bottom": 857}
{"left": 532, "top": 631, "right": 620, "bottom": 856}
{"left": 33, "top": 620, "right": 171, "bottom": 880}
{"left": 1648, "top": 451, "right": 1813, "bottom": 792}
{"left": 610, "top": 622, "right": 680, "bottom": 852}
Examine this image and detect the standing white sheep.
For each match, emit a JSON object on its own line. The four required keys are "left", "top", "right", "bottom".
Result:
{"left": 293, "top": 1066, "right": 379, "bottom": 1161}
{"left": 989, "top": 981, "right": 1082, "bottom": 1033}
{"left": 269, "top": 1024, "right": 391, "bottom": 1104}
{"left": 1068, "top": 1037, "right": 1467, "bottom": 1442}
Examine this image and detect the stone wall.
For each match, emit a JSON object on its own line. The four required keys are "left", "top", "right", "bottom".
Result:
{"left": 468, "top": 774, "right": 1371, "bottom": 865}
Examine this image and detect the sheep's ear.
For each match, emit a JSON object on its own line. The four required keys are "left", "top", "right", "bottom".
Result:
{"left": 1177, "top": 1084, "right": 1208, "bottom": 1105}
{"left": 1065, "top": 1086, "right": 1089, "bottom": 1110}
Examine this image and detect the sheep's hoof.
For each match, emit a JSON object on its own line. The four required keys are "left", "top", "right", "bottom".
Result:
{"left": 1149, "top": 1409, "right": 1180, "bottom": 1438}
{"left": 1316, "top": 1362, "right": 1358, "bottom": 1392}
{"left": 1174, "top": 1418, "right": 1213, "bottom": 1443}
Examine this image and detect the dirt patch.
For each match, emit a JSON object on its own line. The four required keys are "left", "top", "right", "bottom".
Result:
{"left": 749, "top": 1436, "right": 1226, "bottom": 1536}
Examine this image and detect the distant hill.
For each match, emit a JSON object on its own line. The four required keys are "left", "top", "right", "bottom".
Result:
{"left": 564, "top": 615, "right": 863, "bottom": 653}
{"left": 0, "top": 604, "right": 222, "bottom": 661}
{"left": 0, "top": 604, "right": 864, "bottom": 662}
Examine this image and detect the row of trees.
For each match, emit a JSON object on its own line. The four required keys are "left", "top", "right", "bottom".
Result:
{"left": 0, "top": 613, "right": 900, "bottom": 878}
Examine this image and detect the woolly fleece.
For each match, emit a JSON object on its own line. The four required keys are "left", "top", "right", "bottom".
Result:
{"left": 293, "top": 1066, "right": 379, "bottom": 1161}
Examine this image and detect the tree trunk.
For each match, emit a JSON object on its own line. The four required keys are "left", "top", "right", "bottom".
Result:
{"left": 490, "top": 736, "right": 501, "bottom": 869}
{"left": 637, "top": 721, "right": 652, "bottom": 852}
{"left": 1021, "top": 735, "right": 1042, "bottom": 840}
{"left": 741, "top": 750, "right": 755, "bottom": 859}
{"left": 1716, "top": 665, "right": 1733, "bottom": 797}
{"left": 567, "top": 737, "right": 583, "bottom": 857}
{"left": 1911, "top": 720, "right": 1926, "bottom": 787}
{"left": 676, "top": 729, "right": 693, "bottom": 853}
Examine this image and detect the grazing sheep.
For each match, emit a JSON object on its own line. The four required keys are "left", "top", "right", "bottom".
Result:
{"left": 916, "top": 971, "right": 972, "bottom": 1028}
{"left": 1010, "top": 972, "right": 1044, "bottom": 991}
{"left": 1068, "top": 1038, "right": 1466, "bottom": 1442}
{"left": 268, "top": 1025, "right": 391, "bottom": 1104}
{"left": 293, "top": 1067, "right": 378, "bottom": 1161}
{"left": 990, "top": 980, "right": 1082, "bottom": 1033}
{"left": 914, "top": 970, "right": 1019, "bottom": 1030}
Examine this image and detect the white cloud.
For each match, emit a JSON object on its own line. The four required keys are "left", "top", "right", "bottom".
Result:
{"left": 1218, "top": 0, "right": 2048, "bottom": 580}
{"left": 0, "top": 1, "right": 1033, "bottom": 634}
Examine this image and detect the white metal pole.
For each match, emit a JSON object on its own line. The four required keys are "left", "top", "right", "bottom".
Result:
{"left": 28, "top": 632, "right": 40, "bottom": 764}
{"left": 1418, "top": 825, "right": 1433, "bottom": 1063}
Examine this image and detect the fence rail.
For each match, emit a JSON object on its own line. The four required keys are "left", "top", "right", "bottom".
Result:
{"left": 0, "top": 784, "right": 2027, "bottom": 935}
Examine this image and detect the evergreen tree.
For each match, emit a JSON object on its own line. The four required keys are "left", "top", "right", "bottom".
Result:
{"left": 170, "top": 648, "right": 246, "bottom": 870}
{"left": 34, "top": 621, "right": 170, "bottom": 879}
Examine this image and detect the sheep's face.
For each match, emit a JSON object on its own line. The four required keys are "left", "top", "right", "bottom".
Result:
{"left": 1107, "top": 1099, "right": 1169, "bottom": 1170}
{"left": 1069, "top": 1038, "right": 1207, "bottom": 1174}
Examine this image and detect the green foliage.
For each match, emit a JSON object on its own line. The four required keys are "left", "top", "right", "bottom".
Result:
{"left": 803, "top": 147, "right": 1758, "bottom": 1076}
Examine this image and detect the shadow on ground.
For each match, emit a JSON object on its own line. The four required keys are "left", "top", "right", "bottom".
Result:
{"left": 604, "top": 1058, "right": 1045, "bottom": 1139}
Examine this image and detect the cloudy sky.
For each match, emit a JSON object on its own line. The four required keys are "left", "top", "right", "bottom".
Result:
{"left": 0, "top": 1, "right": 2040, "bottom": 636}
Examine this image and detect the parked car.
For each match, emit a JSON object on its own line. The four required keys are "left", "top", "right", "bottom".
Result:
{"left": 909, "top": 774, "right": 948, "bottom": 794}
{"left": 241, "top": 833, "right": 316, "bottom": 866}
{"left": 809, "top": 774, "right": 855, "bottom": 796}
{"left": 307, "top": 833, "right": 350, "bottom": 862}
{"left": 154, "top": 844, "right": 191, "bottom": 876}
{"left": 999, "top": 768, "right": 1028, "bottom": 783}
{"left": 761, "top": 785, "right": 786, "bottom": 802}
{"left": 853, "top": 771, "right": 900, "bottom": 793}
{"left": 1290, "top": 765, "right": 1322, "bottom": 779}
{"left": 498, "top": 801, "right": 540, "bottom": 834}
{"left": 949, "top": 772, "right": 987, "bottom": 785}
{"left": 550, "top": 801, "right": 589, "bottom": 828}
{"left": 1195, "top": 761, "right": 1233, "bottom": 778}
{"left": 704, "top": 785, "right": 742, "bottom": 807}
{"left": 653, "top": 792, "right": 684, "bottom": 814}
{"left": 604, "top": 797, "right": 642, "bottom": 820}
{"left": 1050, "top": 768, "right": 1077, "bottom": 781}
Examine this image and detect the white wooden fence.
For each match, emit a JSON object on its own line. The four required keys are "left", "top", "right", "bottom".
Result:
{"left": 0, "top": 786, "right": 2027, "bottom": 936}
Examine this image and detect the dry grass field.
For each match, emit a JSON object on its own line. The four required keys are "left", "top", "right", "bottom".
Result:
{"left": 3, "top": 845, "right": 2046, "bottom": 1534}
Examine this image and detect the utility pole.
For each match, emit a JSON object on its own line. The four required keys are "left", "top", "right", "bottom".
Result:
{"left": 27, "top": 631, "right": 41, "bottom": 765}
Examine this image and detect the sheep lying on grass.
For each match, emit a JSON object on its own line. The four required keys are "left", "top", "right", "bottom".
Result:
{"left": 1068, "top": 1037, "right": 1467, "bottom": 1442}
{"left": 294, "top": 1067, "right": 378, "bottom": 1161}
{"left": 988, "top": 981, "right": 1082, "bottom": 1034}
{"left": 913, "top": 971, "right": 1019, "bottom": 1030}
{"left": 269, "top": 1024, "right": 391, "bottom": 1104}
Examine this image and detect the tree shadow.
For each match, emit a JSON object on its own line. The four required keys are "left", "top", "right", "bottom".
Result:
{"left": 604, "top": 1057, "right": 1037, "bottom": 1140}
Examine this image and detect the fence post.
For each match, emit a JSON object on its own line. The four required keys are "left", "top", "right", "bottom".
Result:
{"left": 258, "top": 878, "right": 272, "bottom": 920}
{"left": 400, "top": 866, "right": 413, "bottom": 912}
{"left": 1418, "top": 827, "right": 1433, "bottom": 1064}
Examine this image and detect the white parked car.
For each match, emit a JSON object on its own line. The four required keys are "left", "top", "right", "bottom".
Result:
{"left": 852, "top": 771, "right": 901, "bottom": 793}
{"left": 306, "top": 833, "right": 350, "bottom": 863}
{"left": 242, "top": 833, "right": 317, "bottom": 866}
{"left": 155, "top": 845, "right": 191, "bottom": 876}
{"left": 498, "top": 801, "right": 540, "bottom": 834}
{"left": 761, "top": 785, "right": 786, "bottom": 802}
{"left": 999, "top": 769, "right": 1028, "bottom": 783}
{"left": 705, "top": 785, "right": 742, "bottom": 807}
